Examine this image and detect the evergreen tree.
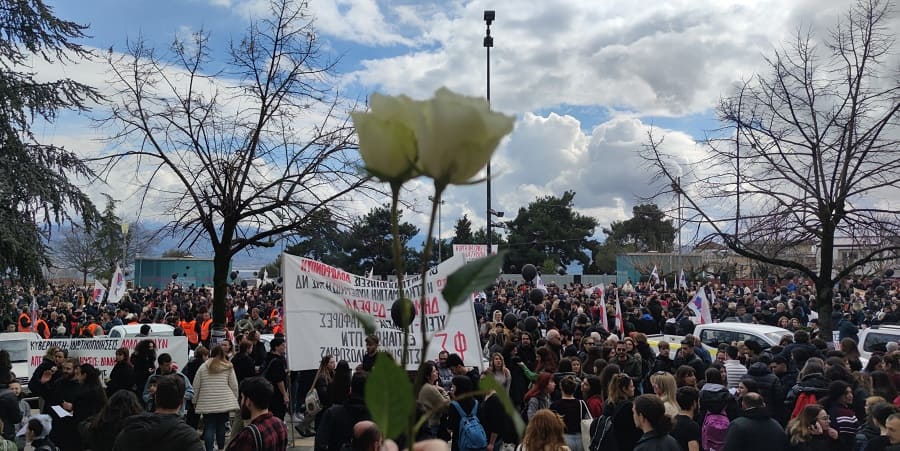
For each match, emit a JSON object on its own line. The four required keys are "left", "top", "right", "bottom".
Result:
{"left": 0, "top": 0, "right": 102, "bottom": 281}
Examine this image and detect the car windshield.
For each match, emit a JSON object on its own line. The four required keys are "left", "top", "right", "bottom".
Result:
{"left": 2, "top": 339, "right": 29, "bottom": 362}
{"left": 864, "top": 332, "right": 898, "bottom": 353}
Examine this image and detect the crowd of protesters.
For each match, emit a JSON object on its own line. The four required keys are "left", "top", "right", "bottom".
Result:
{"left": 0, "top": 272, "right": 898, "bottom": 451}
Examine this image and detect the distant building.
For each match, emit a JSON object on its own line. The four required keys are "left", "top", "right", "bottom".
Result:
{"left": 615, "top": 252, "right": 703, "bottom": 286}
{"left": 133, "top": 256, "right": 219, "bottom": 289}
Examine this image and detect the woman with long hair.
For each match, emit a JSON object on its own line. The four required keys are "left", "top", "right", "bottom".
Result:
{"left": 524, "top": 372, "right": 556, "bottom": 421}
{"left": 820, "top": 380, "right": 860, "bottom": 451}
{"left": 857, "top": 397, "right": 888, "bottom": 450}
{"left": 650, "top": 372, "right": 679, "bottom": 418}
{"left": 520, "top": 409, "right": 569, "bottom": 451}
{"left": 864, "top": 355, "right": 885, "bottom": 374}
{"left": 870, "top": 371, "right": 898, "bottom": 402}
{"left": 582, "top": 376, "right": 604, "bottom": 418}
{"left": 193, "top": 344, "right": 239, "bottom": 451}
{"left": 786, "top": 404, "right": 840, "bottom": 451}
{"left": 419, "top": 361, "right": 449, "bottom": 439}
{"left": 106, "top": 347, "right": 135, "bottom": 397}
{"left": 131, "top": 339, "right": 157, "bottom": 398}
{"left": 604, "top": 373, "right": 642, "bottom": 451}
{"left": 84, "top": 390, "right": 144, "bottom": 451}
{"left": 486, "top": 352, "right": 512, "bottom": 394}
{"left": 327, "top": 360, "right": 352, "bottom": 406}
{"left": 632, "top": 394, "right": 679, "bottom": 451}
{"left": 597, "top": 364, "right": 620, "bottom": 401}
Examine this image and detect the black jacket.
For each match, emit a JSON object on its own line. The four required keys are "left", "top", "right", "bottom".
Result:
{"left": 785, "top": 373, "right": 829, "bottom": 411}
{"left": 231, "top": 352, "right": 256, "bottom": 383}
{"left": 107, "top": 361, "right": 135, "bottom": 397}
{"left": 634, "top": 430, "right": 681, "bottom": 451}
{"left": 747, "top": 362, "right": 784, "bottom": 421}
{"left": 722, "top": 407, "right": 788, "bottom": 451}
{"left": 314, "top": 396, "right": 372, "bottom": 451}
{"left": 0, "top": 386, "right": 22, "bottom": 440}
{"left": 699, "top": 383, "right": 740, "bottom": 422}
{"left": 602, "top": 400, "right": 642, "bottom": 451}
{"left": 29, "top": 357, "right": 60, "bottom": 401}
{"left": 112, "top": 413, "right": 204, "bottom": 451}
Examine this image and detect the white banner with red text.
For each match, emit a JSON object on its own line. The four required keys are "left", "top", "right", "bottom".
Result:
{"left": 282, "top": 253, "right": 482, "bottom": 371}
{"left": 28, "top": 336, "right": 189, "bottom": 381}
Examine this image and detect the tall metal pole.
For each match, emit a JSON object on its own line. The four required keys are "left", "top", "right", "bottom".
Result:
{"left": 438, "top": 200, "right": 443, "bottom": 262}
{"left": 677, "top": 177, "right": 682, "bottom": 254}
{"left": 484, "top": 10, "right": 494, "bottom": 256}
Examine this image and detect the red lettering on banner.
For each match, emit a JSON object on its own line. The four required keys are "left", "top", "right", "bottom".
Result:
{"left": 453, "top": 331, "right": 468, "bottom": 361}
{"left": 435, "top": 332, "right": 448, "bottom": 352}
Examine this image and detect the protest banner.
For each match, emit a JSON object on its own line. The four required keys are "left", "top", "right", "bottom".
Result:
{"left": 282, "top": 253, "right": 483, "bottom": 371}
{"left": 29, "top": 336, "right": 188, "bottom": 381}
{"left": 451, "top": 244, "right": 499, "bottom": 260}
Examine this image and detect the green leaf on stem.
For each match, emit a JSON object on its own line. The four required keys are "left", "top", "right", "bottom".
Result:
{"left": 365, "top": 353, "right": 415, "bottom": 440}
{"left": 306, "top": 289, "right": 376, "bottom": 335}
{"left": 442, "top": 251, "right": 506, "bottom": 309}
{"left": 479, "top": 373, "right": 525, "bottom": 438}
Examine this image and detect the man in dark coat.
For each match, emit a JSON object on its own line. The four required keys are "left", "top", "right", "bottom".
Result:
{"left": 314, "top": 372, "right": 371, "bottom": 451}
{"left": 113, "top": 375, "right": 203, "bottom": 451}
{"left": 722, "top": 393, "right": 787, "bottom": 451}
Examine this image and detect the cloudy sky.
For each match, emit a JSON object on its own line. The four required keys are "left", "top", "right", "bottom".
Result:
{"left": 38, "top": 0, "right": 877, "bottom": 265}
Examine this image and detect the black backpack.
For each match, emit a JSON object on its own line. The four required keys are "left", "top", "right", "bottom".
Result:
{"left": 588, "top": 403, "right": 625, "bottom": 451}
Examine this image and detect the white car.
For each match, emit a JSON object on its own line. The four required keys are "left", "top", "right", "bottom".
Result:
{"left": 104, "top": 324, "right": 175, "bottom": 338}
{"left": 649, "top": 323, "right": 793, "bottom": 357}
{"left": 0, "top": 332, "right": 42, "bottom": 391}
{"left": 859, "top": 324, "right": 900, "bottom": 362}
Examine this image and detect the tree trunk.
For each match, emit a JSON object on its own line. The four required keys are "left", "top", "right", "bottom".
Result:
{"left": 212, "top": 245, "right": 231, "bottom": 328}
{"left": 817, "top": 225, "right": 836, "bottom": 345}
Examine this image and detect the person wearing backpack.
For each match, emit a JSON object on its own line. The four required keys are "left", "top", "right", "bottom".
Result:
{"left": 697, "top": 368, "right": 740, "bottom": 451}
{"left": 588, "top": 373, "right": 642, "bottom": 451}
{"left": 448, "top": 376, "right": 488, "bottom": 451}
{"left": 785, "top": 361, "right": 829, "bottom": 420}
{"left": 722, "top": 393, "right": 787, "bottom": 451}
{"left": 632, "top": 394, "right": 680, "bottom": 451}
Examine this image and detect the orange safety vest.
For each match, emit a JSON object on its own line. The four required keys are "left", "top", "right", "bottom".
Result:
{"left": 87, "top": 323, "right": 101, "bottom": 336}
{"left": 272, "top": 323, "right": 284, "bottom": 336}
{"left": 17, "top": 313, "right": 32, "bottom": 332}
{"left": 34, "top": 319, "right": 50, "bottom": 339}
{"left": 181, "top": 320, "right": 198, "bottom": 345}
{"left": 200, "top": 318, "right": 212, "bottom": 341}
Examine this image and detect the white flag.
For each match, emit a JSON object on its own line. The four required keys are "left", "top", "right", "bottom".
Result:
{"left": 679, "top": 269, "right": 688, "bottom": 289}
{"left": 92, "top": 280, "right": 107, "bottom": 303}
{"left": 595, "top": 285, "right": 608, "bottom": 331}
{"left": 651, "top": 265, "right": 660, "bottom": 285}
{"left": 108, "top": 264, "right": 126, "bottom": 303}
{"left": 688, "top": 287, "right": 714, "bottom": 325}
{"left": 663, "top": 277, "right": 668, "bottom": 291}
{"left": 535, "top": 273, "right": 547, "bottom": 293}
{"left": 614, "top": 290, "right": 625, "bottom": 337}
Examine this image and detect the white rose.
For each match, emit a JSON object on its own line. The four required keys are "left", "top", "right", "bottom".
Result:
{"left": 414, "top": 87, "right": 515, "bottom": 186}
{"left": 351, "top": 93, "right": 420, "bottom": 183}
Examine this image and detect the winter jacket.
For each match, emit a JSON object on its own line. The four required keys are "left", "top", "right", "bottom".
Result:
{"left": 634, "top": 430, "right": 681, "bottom": 451}
{"left": 112, "top": 413, "right": 203, "bottom": 451}
{"left": 602, "top": 400, "right": 642, "bottom": 451}
{"left": 616, "top": 354, "right": 643, "bottom": 380}
{"left": 722, "top": 406, "right": 788, "bottom": 451}
{"left": 192, "top": 359, "right": 239, "bottom": 414}
{"left": 699, "top": 383, "right": 741, "bottom": 422}
{"left": 785, "top": 373, "right": 829, "bottom": 412}
{"left": 747, "top": 362, "right": 784, "bottom": 421}
{"left": 314, "top": 396, "right": 371, "bottom": 451}
{"left": 107, "top": 361, "right": 135, "bottom": 397}
{"left": 0, "top": 386, "right": 22, "bottom": 440}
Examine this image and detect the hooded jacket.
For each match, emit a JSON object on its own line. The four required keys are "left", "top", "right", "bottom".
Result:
{"left": 747, "top": 362, "right": 784, "bottom": 417}
{"left": 192, "top": 359, "right": 238, "bottom": 414}
{"left": 722, "top": 406, "right": 788, "bottom": 451}
{"left": 785, "top": 372, "right": 829, "bottom": 411}
{"left": 112, "top": 413, "right": 204, "bottom": 451}
{"left": 699, "top": 383, "right": 741, "bottom": 421}
{"left": 0, "top": 386, "right": 22, "bottom": 440}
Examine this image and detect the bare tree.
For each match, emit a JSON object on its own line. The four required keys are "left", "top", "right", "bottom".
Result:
{"left": 97, "top": 0, "right": 375, "bottom": 328}
{"left": 644, "top": 0, "right": 900, "bottom": 338}
{"left": 53, "top": 225, "right": 102, "bottom": 286}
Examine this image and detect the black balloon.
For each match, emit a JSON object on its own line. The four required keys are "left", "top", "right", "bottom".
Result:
{"left": 172, "top": 273, "right": 178, "bottom": 280}
{"left": 885, "top": 269, "right": 895, "bottom": 278}
{"left": 240, "top": 280, "right": 247, "bottom": 288}
{"left": 785, "top": 271, "right": 795, "bottom": 280}
{"left": 509, "top": 265, "right": 517, "bottom": 273}
{"left": 876, "top": 286, "right": 886, "bottom": 296}
{"left": 557, "top": 266, "right": 566, "bottom": 276}
{"left": 529, "top": 288, "right": 545, "bottom": 304}
{"left": 780, "top": 287, "right": 788, "bottom": 296}
{"left": 522, "top": 264, "right": 537, "bottom": 282}
{"left": 524, "top": 316, "right": 538, "bottom": 332}
{"left": 872, "top": 278, "right": 882, "bottom": 287}
{"left": 230, "top": 271, "right": 238, "bottom": 280}
{"left": 503, "top": 313, "right": 518, "bottom": 330}
{"left": 391, "top": 298, "right": 416, "bottom": 329}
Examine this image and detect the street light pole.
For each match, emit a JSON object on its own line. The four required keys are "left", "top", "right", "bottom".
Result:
{"left": 484, "top": 10, "right": 494, "bottom": 256}
{"left": 428, "top": 195, "right": 446, "bottom": 263}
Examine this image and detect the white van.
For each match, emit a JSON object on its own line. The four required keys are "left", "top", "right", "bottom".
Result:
{"left": 105, "top": 324, "right": 176, "bottom": 339}
{"left": 0, "top": 332, "right": 42, "bottom": 391}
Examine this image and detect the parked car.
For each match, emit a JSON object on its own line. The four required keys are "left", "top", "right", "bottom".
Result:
{"left": 859, "top": 324, "right": 900, "bottom": 361}
{"left": 648, "top": 323, "right": 793, "bottom": 357}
